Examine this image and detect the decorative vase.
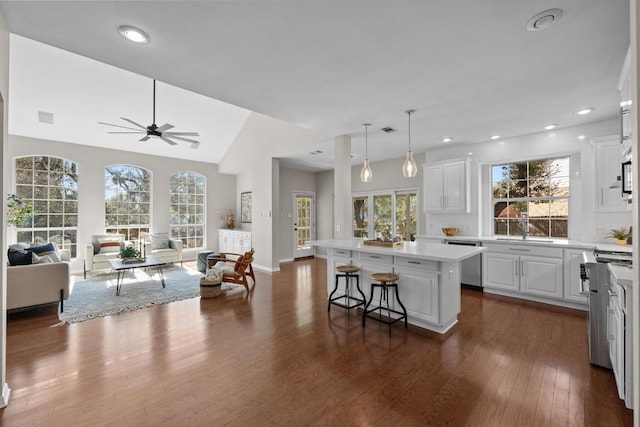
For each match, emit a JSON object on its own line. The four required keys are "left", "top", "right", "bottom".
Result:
{"left": 226, "top": 218, "right": 235, "bottom": 229}
{"left": 617, "top": 239, "right": 628, "bottom": 246}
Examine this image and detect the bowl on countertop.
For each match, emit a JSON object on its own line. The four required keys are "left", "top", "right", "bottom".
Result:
{"left": 442, "top": 227, "right": 459, "bottom": 236}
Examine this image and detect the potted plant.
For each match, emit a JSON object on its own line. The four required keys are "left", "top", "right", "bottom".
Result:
{"left": 606, "top": 227, "right": 632, "bottom": 246}
{"left": 118, "top": 246, "right": 143, "bottom": 262}
{"left": 218, "top": 209, "right": 235, "bottom": 229}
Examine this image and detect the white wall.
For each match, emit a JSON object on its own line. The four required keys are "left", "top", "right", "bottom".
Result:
{"left": 315, "top": 170, "right": 334, "bottom": 257}
{"left": 423, "top": 118, "right": 631, "bottom": 242}
{"left": 0, "top": 5, "right": 10, "bottom": 408}
{"left": 7, "top": 135, "right": 237, "bottom": 271}
{"left": 278, "top": 167, "right": 317, "bottom": 262}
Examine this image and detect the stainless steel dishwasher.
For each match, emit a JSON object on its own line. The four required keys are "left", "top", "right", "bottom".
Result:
{"left": 445, "top": 240, "right": 482, "bottom": 288}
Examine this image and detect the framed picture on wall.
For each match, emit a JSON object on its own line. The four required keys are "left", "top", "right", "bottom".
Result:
{"left": 241, "top": 192, "right": 252, "bottom": 223}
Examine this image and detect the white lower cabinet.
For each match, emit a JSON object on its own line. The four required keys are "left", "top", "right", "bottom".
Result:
{"left": 396, "top": 267, "right": 439, "bottom": 324}
{"left": 219, "top": 229, "right": 252, "bottom": 254}
{"left": 482, "top": 243, "right": 564, "bottom": 301}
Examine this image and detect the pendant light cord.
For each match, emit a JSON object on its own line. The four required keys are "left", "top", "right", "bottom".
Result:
{"left": 406, "top": 110, "right": 413, "bottom": 152}
{"left": 364, "top": 123, "right": 369, "bottom": 158}
{"left": 152, "top": 79, "right": 156, "bottom": 125}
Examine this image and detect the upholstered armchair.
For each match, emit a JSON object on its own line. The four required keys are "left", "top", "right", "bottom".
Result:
{"left": 84, "top": 234, "right": 125, "bottom": 278}
{"left": 143, "top": 233, "right": 183, "bottom": 265}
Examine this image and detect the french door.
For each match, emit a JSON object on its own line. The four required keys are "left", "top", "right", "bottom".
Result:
{"left": 293, "top": 192, "right": 315, "bottom": 258}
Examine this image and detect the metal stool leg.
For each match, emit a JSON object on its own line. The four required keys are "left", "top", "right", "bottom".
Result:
{"left": 328, "top": 273, "right": 341, "bottom": 313}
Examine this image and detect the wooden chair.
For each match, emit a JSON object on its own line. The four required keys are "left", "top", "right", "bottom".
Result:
{"left": 207, "top": 249, "right": 255, "bottom": 292}
{"left": 209, "top": 249, "right": 255, "bottom": 282}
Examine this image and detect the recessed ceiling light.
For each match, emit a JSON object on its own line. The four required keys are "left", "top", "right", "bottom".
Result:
{"left": 543, "top": 124, "right": 557, "bottom": 130}
{"left": 575, "top": 108, "right": 595, "bottom": 115}
{"left": 467, "top": 152, "right": 473, "bottom": 156}
{"left": 118, "top": 25, "right": 150, "bottom": 44}
{"left": 526, "top": 9, "right": 563, "bottom": 32}
{"left": 577, "top": 135, "right": 587, "bottom": 140}
{"left": 442, "top": 137, "right": 453, "bottom": 143}
{"left": 490, "top": 135, "right": 500, "bottom": 140}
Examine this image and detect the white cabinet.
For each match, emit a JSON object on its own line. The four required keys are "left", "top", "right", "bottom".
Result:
{"left": 594, "top": 137, "right": 627, "bottom": 211}
{"left": 423, "top": 160, "right": 469, "bottom": 213}
{"left": 483, "top": 252, "right": 519, "bottom": 291}
{"left": 218, "top": 229, "right": 252, "bottom": 254}
{"left": 396, "top": 267, "right": 439, "bottom": 324}
{"left": 482, "top": 243, "right": 563, "bottom": 299}
{"left": 563, "top": 249, "right": 588, "bottom": 304}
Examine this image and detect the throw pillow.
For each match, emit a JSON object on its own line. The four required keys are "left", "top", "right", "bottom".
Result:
{"left": 8, "top": 243, "right": 29, "bottom": 252}
{"left": 151, "top": 233, "right": 169, "bottom": 250}
{"left": 32, "top": 253, "right": 53, "bottom": 264}
{"left": 7, "top": 249, "right": 32, "bottom": 266}
{"left": 97, "top": 236, "right": 122, "bottom": 254}
{"left": 28, "top": 242, "right": 56, "bottom": 254}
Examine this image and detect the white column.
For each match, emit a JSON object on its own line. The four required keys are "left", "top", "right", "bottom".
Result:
{"left": 333, "top": 135, "right": 352, "bottom": 238}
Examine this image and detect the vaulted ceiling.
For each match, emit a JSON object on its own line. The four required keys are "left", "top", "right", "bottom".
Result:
{"left": 0, "top": 1, "right": 630, "bottom": 171}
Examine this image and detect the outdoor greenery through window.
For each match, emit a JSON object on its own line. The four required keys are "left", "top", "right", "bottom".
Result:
{"left": 170, "top": 172, "right": 205, "bottom": 249}
{"left": 105, "top": 165, "right": 150, "bottom": 242}
{"left": 14, "top": 156, "right": 79, "bottom": 257}
{"left": 353, "top": 190, "right": 417, "bottom": 241}
{"left": 492, "top": 156, "right": 570, "bottom": 238}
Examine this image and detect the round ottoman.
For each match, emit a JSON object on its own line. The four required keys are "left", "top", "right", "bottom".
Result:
{"left": 197, "top": 250, "right": 217, "bottom": 273}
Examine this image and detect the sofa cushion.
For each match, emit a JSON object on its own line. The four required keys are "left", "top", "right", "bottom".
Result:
{"left": 29, "top": 242, "right": 56, "bottom": 255}
{"left": 150, "top": 233, "right": 169, "bottom": 250}
{"left": 97, "top": 236, "right": 122, "bottom": 254}
{"left": 8, "top": 249, "right": 32, "bottom": 266}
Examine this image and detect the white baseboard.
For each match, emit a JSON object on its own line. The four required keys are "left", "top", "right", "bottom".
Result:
{"left": 314, "top": 254, "right": 327, "bottom": 259}
{"left": 0, "top": 382, "right": 11, "bottom": 408}
{"left": 279, "top": 258, "right": 294, "bottom": 263}
{"left": 253, "top": 263, "right": 280, "bottom": 273}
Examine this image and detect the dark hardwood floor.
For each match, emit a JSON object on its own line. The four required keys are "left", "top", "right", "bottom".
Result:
{"left": 1, "top": 258, "right": 633, "bottom": 426}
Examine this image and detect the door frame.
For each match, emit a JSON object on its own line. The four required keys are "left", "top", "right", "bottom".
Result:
{"left": 292, "top": 191, "right": 316, "bottom": 259}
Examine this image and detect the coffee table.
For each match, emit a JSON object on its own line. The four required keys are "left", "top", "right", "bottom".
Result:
{"left": 108, "top": 256, "right": 167, "bottom": 296}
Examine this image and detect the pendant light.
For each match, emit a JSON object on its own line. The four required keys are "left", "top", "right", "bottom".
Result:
{"left": 360, "top": 123, "right": 373, "bottom": 182}
{"left": 402, "top": 109, "right": 418, "bottom": 178}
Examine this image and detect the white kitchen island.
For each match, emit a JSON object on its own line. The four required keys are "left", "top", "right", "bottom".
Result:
{"left": 310, "top": 239, "right": 486, "bottom": 334}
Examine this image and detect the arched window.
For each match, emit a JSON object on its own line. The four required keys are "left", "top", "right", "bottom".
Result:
{"left": 105, "top": 165, "right": 151, "bottom": 242}
{"left": 13, "top": 156, "right": 79, "bottom": 257}
{"left": 170, "top": 172, "right": 205, "bottom": 249}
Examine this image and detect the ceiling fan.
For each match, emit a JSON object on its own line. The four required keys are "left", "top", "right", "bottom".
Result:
{"left": 99, "top": 79, "right": 200, "bottom": 149}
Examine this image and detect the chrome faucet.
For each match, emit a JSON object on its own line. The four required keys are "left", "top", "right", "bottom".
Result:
{"left": 520, "top": 213, "right": 529, "bottom": 239}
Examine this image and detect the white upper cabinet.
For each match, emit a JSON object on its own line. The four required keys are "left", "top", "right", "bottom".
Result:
{"left": 594, "top": 136, "right": 627, "bottom": 211}
{"left": 423, "top": 160, "right": 470, "bottom": 213}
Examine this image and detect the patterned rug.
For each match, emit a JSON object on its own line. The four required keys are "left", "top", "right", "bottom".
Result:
{"left": 57, "top": 265, "right": 246, "bottom": 324}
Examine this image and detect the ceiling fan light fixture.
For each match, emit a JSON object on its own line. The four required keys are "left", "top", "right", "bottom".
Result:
{"left": 402, "top": 110, "right": 418, "bottom": 178}
{"left": 118, "top": 25, "right": 150, "bottom": 44}
{"left": 360, "top": 123, "right": 372, "bottom": 182}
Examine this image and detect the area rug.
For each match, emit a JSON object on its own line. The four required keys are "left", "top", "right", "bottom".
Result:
{"left": 57, "top": 266, "right": 246, "bottom": 324}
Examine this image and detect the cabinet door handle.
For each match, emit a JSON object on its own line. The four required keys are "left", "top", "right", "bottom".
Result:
{"left": 515, "top": 259, "right": 518, "bottom": 276}
{"left": 509, "top": 248, "right": 531, "bottom": 252}
{"left": 369, "top": 255, "right": 380, "bottom": 259}
{"left": 408, "top": 261, "right": 421, "bottom": 265}
{"left": 521, "top": 260, "right": 525, "bottom": 277}
{"left": 600, "top": 188, "right": 604, "bottom": 206}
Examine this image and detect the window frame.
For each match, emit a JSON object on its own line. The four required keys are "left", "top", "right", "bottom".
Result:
{"left": 104, "top": 164, "right": 151, "bottom": 242}
{"left": 490, "top": 155, "right": 571, "bottom": 239}
{"left": 352, "top": 188, "right": 418, "bottom": 241}
{"left": 169, "top": 171, "right": 206, "bottom": 250}
{"left": 13, "top": 155, "right": 79, "bottom": 257}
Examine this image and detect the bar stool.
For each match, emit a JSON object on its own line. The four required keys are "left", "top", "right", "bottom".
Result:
{"left": 362, "top": 272, "right": 408, "bottom": 336}
{"left": 328, "top": 265, "right": 366, "bottom": 318}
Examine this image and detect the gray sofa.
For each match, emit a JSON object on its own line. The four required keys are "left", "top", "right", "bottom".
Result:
{"left": 7, "top": 247, "right": 70, "bottom": 312}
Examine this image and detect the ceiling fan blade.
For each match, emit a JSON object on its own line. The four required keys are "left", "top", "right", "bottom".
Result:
{"left": 164, "top": 131, "right": 199, "bottom": 136}
{"left": 156, "top": 123, "right": 174, "bottom": 133}
{"left": 190, "top": 141, "right": 200, "bottom": 150}
{"left": 98, "top": 121, "right": 142, "bottom": 131}
{"left": 166, "top": 135, "right": 200, "bottom": 144}
{"left": 160, "top": 135, "right": 178, "bottom": 146}
{"left": 107, "top": 131, "right": 145, "bottom": 134}
{"left": 120, "top": 117, "right": 147, "bottom": 130}
{"left": 139, "top": 135, "right": 151, "bottom": 142}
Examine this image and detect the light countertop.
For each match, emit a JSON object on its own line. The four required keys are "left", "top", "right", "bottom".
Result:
{"left": 610, "top": 263, "right": 633, "bottom": 287}
{"left": 310, "top": 239, "right": 485, "bottom": 263}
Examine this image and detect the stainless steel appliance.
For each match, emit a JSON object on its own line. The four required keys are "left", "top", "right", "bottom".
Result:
{"left": 580, "top": 249, "right": 632, "bottom": 368}
{"left": 445, "top": 240, "right": 482, "bottom": 288}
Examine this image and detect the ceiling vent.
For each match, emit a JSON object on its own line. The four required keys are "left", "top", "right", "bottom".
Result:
{"left": 38, "top": 111, "right": 54, "bottom": 124}
{"left": 527, "top": 9, "right": 563, "bottom": 31}
{"left": 381, "top": 126, "right": 397, "bottom": 133}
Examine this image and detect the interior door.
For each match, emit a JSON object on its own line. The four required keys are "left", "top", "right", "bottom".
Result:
{"left": 293, "top": 192, "right": 315, "bottom": 258}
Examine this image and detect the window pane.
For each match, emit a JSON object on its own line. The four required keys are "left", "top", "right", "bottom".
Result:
{"left": 373, "top": 195, "right": 392, "bottom": 240}
{"left": 395, "top": 193, "right": 416, "bottom": 241}
{"left": 169, "top": 172, "right": 205, "bottom": 249}
{"left": 353, "top": 196, "right": 368, "bottom": 238}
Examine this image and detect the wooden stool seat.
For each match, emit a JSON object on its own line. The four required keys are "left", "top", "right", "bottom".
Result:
{"left": 336, "top": 265, "right": 359, "bottom": 274}
{"left": 370, "top": 273, "right": 398, "bottom": 283}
